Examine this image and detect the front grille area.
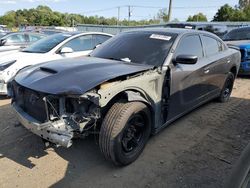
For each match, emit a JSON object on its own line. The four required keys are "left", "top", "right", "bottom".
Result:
{"left": 12, "top": 81, "right": 48, "bottom": 123}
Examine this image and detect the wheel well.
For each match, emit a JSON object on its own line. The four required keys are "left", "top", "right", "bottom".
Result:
{"left": 101, "top": 90, "right": 155, "bottom": 130}
{"left": 230, "top": 66, "right": 237, "bottom": 78}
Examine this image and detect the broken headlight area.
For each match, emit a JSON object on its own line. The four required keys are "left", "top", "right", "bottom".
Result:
{"left": 44, "top": 96, "right": 101, "bottom": 133}
{"left": 11, "top": 81, "right": 101, "bottom": 147}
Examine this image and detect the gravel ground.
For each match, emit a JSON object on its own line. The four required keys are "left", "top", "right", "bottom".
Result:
{"left": 0, "top": 78, "right": 249, "bottom": 188}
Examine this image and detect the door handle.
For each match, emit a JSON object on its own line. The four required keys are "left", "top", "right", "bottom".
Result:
{"left": 204, "top": 68, "right": 210, "bottom": 74}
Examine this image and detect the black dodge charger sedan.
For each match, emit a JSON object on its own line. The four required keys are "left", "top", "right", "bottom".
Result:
{"left": 9, "top": 28, "right": 241, "bottom": 166}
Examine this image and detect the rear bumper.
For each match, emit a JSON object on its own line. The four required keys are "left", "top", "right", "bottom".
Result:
{"left": 12, "top": 102, "right": 74, "bottom": 147}
{"left": 239, "top": 61, "right": 250, "bottom": 75}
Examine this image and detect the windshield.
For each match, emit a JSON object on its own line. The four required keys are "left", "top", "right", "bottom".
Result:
{"left": 90, "top": 31, "right": 177, "bottom": 66}
{"left": 223, "top": 28, "right": 250, "bottom": 41}
{"left": 22, "top": 33, "right": 72, "bottom": 53}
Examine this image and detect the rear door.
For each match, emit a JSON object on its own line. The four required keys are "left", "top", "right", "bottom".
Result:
{"left": 200, "top": 35, "right": 229, "bottom": 96}
{"left": 166, "top": 34, "right": 210, "bottom": 121}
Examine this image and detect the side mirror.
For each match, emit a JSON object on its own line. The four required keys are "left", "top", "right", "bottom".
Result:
{"left": 60, "top": 47, "right": 73, "bottom": 54}
{"left": 0, "top": 39, "right": 7, "bottom": 46}
{"left": 94, "top": 44, "right": 101, "bottom": 49}
{"left": 174, "top": 55, "right": 198, "bottom": 65}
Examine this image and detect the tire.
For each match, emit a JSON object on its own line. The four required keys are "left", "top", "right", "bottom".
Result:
{"left": 217, "top": 72, "right": 235, "bottom": 103}
{"left": 226, "top": 143, "right": 250, "bottom": 188}
{"left": 99, "top": 101, "right": 151, "bottom": 166}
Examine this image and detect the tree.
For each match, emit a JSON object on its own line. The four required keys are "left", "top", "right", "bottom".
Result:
{"left": 187, "top": 13, "right": 207, "bottom": 22}
{"left": 213, "top": 4, "right": 247, "bottom": 21}
{"left": 239, "top": 0, "right": 250, "bottom": 9}
{"left": 0, "top": 5, "right": 160, "bottom": 28}
{"left": 213, "top": 4, "right": 236, "bottom": 21}
{"left": 157, "top": 8, "right": 169, "bottom": 22}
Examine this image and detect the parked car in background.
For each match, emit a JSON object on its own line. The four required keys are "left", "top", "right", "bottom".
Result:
{"left": 9, "top": 29, "right": 240, "bottom": 166}
{"left": 0, "top": 32, "right": 8, "bottom": 38}
{"left": 0, "top": 32, "right": 45, "bottom": 54}
{"left": 165, "top": 23, "right": 228, "bottom": 38}
{"left": 38, "top": 29, "right": 64, "bottom": 35}
{"left": 223, "top": 26, "right": 250, "bottom": 75}
{"left": 0, "top": 25, "right": 9, "bottom": 32}
{"left": 0, "top": 32, "right": 112, "bottom": 94}
{"left": 30, "top": 28, "right": 65, "bottom": 35}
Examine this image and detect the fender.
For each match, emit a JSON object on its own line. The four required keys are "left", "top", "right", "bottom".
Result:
{"left": 125, "top": 90, "right": 150, "bottom": 105}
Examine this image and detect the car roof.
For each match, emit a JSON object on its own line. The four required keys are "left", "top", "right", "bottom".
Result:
{"left": 166, "top": 22, "right": 227, "bottom": 27}
{"left": 4, "top": 32, "right": 45, "bottom": 36}
{"left": 230, "top": 26, "right": 250, "bottom": 31}
{"left": 123, "top": 28, "right": 212, "bottom": 35}
{"left": 65, "top": 31, "right": 113, "bottom": 36}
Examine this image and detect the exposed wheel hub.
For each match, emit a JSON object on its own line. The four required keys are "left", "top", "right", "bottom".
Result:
{"left": 122, "top": 114, "right": 145, "bottom": 153}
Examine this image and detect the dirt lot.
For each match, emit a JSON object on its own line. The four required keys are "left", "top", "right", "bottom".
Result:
{"left": 0, "top": 78, "right": 250, "bottom": 188}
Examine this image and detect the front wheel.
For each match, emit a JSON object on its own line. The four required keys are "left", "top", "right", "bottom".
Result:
{"left": 217, "top": 72, "right": 235, "bottom": 103}
{"left": 99, "top": 102, "right": 151, "bottom": 166}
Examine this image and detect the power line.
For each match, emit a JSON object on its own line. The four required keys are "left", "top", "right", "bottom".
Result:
{"left": 82, "top": 5, "right": 222, "bottom": 15}
{"left": 131, "top": 5, "right": 221, "bottom": 9}
{"left": 82, "top": 7, "right": 119, "bottom": 14}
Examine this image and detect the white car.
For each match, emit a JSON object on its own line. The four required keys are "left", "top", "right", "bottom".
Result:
{"left": 0, "top": 32, "right": 113, "bottom": 94}
{"left": 0, "top": 32, "right": 45, "bottom": 54}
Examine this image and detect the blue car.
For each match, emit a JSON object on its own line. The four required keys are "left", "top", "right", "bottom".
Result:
{"left": 223, "top": 27, "right": 250, "bottom": 75}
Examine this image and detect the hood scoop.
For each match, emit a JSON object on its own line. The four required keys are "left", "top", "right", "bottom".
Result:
{"left": 40, "top": 67, "right": 57, "bottom": 74}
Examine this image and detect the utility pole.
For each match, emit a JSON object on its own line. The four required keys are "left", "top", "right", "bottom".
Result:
{"left": 128, "top": 6, "right": 132, "bottom": 25}
{"left": 167, "top": 0, "right": 172, "bottom": 22}
{"left": 117, "top": 6, "right": 120, "bottom": 26}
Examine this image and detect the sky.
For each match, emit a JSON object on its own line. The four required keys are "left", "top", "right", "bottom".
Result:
{"left": 0, "top": 0, "right": 240, "bottom": 21}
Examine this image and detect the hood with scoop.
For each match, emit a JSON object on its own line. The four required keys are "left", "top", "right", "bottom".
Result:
{"left": 14, "top": 57, "right": 154, "bottom": 95}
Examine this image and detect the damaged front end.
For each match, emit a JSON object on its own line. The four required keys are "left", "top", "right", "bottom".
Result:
{"left": 10, "top": 81, "right": 101, "bottom": 148}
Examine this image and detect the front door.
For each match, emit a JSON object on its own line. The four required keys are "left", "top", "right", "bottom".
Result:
{"left": 166, "top": 34, "right": 210, "bottom": 121}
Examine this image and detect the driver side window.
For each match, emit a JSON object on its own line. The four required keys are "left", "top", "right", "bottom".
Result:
{"left": 62, "top": 35, "right": 94, "bottom": 52}
{"left": 175, "top": 35, "right": 203, "bottom": 59}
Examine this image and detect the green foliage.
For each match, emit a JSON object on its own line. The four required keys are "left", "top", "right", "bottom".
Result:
{"left": 157, "top": 8, "right": 169, "bottom": 22}
{"left": 239, "top": 0, "right": 250, "bottom": 9}
{"left": 213, "top": 1, "right": 250, "bottom": 21}
{"left": 187, "top": 13, "right": 208, "bottom": 22}
{"left": 0, "top": 5, "right": 160, "bottom": 28}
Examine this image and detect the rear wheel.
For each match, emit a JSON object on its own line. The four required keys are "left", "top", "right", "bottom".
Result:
{"left": 217, "top": 72, "right": 235, "bottom": 103}
{"left": 99, "top": 102, "right": 151, "bottom": 166}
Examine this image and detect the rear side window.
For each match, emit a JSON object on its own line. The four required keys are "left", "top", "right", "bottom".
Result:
{"left": 93, "top": 35, "right": 111, "bottom": 46}
{"left": 175, "top": 35, "right": 203, "bottom": 58}
{"left": 201, "top": 36, "right": 220, "bottom": 56}
{"left": 63, "top": 35, "right": 95, "bottom": 52}
{"left": 28, "top": 34, "right": 44, "bottom": 42}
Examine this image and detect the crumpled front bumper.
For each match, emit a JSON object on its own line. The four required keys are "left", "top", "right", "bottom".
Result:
{"left": 0, "top": 81, "right": 7, "bottom": 95}
{"left": 0, "top": 73, "right": 7, "bottom": 95}
{"left": 12, "top": 102, "right": 74, "bottom": 148}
